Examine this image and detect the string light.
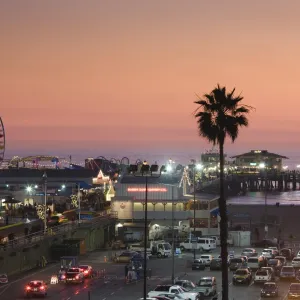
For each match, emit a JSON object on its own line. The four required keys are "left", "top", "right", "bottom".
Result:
{"left": 36, "top": 204, "right": 46, "bottom": 220}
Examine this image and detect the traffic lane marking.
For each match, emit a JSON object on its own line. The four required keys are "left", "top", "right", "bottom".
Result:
{"left": 0, "top": 263, "right": 60, "bottom": 290}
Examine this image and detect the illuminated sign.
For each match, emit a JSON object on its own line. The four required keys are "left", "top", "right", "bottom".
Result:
{"left": 127, "top": 188, "right": 167, "bottom": 192}
{"left": 250, "top": 163, "right": 257, "bottom": 166}
{"left": 254, "top": 150, "right": 261, "bottom": 153}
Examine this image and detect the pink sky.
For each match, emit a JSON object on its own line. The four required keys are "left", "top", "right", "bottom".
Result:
{"left": 1, "top": 1, "right": 300, "bottom": 163}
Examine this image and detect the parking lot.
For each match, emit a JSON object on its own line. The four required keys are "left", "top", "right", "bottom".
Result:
{"left": 0, "top": 247, "right": 299, "bottom": 300}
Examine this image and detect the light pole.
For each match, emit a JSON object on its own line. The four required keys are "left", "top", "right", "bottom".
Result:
{"left": 128, "top": 161, "right": 166, "bottom": 300}
{"left": 42, "top": 172, "right": 47, "bottom": 234}
{"left": 77, "top": 183, "right": 81, "bottom": 223}
{"left": 259, "top": 163, "right": 268, "bottom": 239}
{"left": 190, "top": 161, "right": 203, "bottom": 260}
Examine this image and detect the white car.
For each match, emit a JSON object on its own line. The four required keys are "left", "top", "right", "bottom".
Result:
{"left": 241, "top": 248, "right": 256, "bottom": 257}
{"left": 292, "top": 257, "right": 300, "bottom": 268}
{"left": 200, "top": 254, "right": 213, "bottom": 266}
{"left": 268, "top": 247, "right": 279, "bottom": 256}
{"left": 148, "top": 285, "right": 199, "bottom": 300}
{"left": 254, "top": 269, "right": 271, "bottom": 284}
{"left": 261, "top": 249, "right": 273, "bottom": 259}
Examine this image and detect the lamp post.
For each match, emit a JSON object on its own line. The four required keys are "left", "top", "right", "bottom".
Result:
{"left": 128, "top": 161, "right": 166, "bottom": 300}
{"left": 77, "top": 183, "right": 81, "bottom": 224}
{"left": 259, "top": 163, "right": 268, "bottom": 239}
{"left": 42, "top": 172, "right": 47, "bottom": 234}
{"left": 190, "top": 161, "right": 203, "bottom": 260}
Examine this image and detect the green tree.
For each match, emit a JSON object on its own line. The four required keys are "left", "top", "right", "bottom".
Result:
{"left": 194, "top": 84, "right": 252, "bottom": 300}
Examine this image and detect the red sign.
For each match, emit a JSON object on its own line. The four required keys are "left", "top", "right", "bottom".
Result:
{"left": 127, "top": 187, "right": 167, "bottom": 192}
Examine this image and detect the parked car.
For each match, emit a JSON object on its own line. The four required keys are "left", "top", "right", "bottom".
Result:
{"left": 260, "top": 282, "right": 279, "bottom": 298}
{"left": 232, "top": 269, "right": 252, "bottom": 285}
{"left": 192, "top": 259, "right": 206, "bottom": 271}
{"left": 248, "top": 256, "right": 266, "bottom": 271}
{"left": 267, "top": 259, "right": 282, "bottom": 275}
{"left": 261, "top": 267, "right": 276, "bottom": 281}
{"left": 241, "top": 248, "right": 256, "bottom": 257}
{"left": 252, "top": 239, "right": 277, "bottom": 248}
{"left": 292, "top": 257, "right": 300, "bottom": 269}
{"left": 196, "top": 277, "right": 217, "bottom": 297}
{"left": 210, "top": 259, "right": 222, "bottom": 271}
{"left": 287, "top": 283, "right": 300, "bottom": 299}
{"left": 254, "top": 269, "right": 272, "bottom": 284}
{"left": 268, "top": 247, "right": 279, "bottom": 256}
{"left": 275, "top": 256, "right": 287, "bottom": 266}
{"left": 200, "top": 255, "right": 213, "bottom": 266}
{"left": 280, "top": 266, "right": 296, "bottom": 281}
{"left": 174, "top": 280, "right": 196, "bottom": 291}
{"left": 280, "top": 248, "right": 294, "bottom": 260}
{"left": 261, "top": 249, "right": 274, "bottom": 259}
{"left": 229, "top": 257, "right": 245, "bottom": 271}
{"left": 116, "top": 251, "right": 140, "bottom": 263}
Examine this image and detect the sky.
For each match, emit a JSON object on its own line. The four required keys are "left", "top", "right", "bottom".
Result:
{"left": 1, "top": 0, "right": 300, "bottom": 165}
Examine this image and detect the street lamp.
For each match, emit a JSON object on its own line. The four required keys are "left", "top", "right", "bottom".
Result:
{"left": 128, "top": 161, "right": 166, "bottom": 300}
{"left": 42, "top": 172, "right": 47, "bottom": 234}
{"left": 259, "top": 163, "right": 268, "bottom": 239}
{"left": 189, "top": 161, "right": 203, "bottom": 260}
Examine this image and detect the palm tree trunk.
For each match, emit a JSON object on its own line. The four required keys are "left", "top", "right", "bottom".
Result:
{"left": 219, "top": 141, "right": 229, "bottom": 300}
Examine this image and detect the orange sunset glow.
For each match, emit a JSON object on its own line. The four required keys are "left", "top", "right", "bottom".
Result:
{"left": 1, "top": 1, "right": 300, "bottom": 162}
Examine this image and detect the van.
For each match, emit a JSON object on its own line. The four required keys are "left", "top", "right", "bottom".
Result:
{"left": 209, "top": 236, "right": 220, "bottom": 246}
{"left": 198, "top": 238, "right": 217, "bottom": 252}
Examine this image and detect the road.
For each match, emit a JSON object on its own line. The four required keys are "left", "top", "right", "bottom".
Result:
{"left": 0, "top": 247, "right": 297, "bottom": 300}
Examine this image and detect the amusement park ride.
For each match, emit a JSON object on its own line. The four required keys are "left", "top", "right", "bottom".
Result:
{"left": 0, "top": 117, "right": 190, "bottom": 192}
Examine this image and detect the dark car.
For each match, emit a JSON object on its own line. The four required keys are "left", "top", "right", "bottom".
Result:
{"left": 65, "top": 268, "right": 84, "bottom": 283}
{"left": 280, "top": 248, "right": 294, "bottom": 261}
{"left": 252, "top": 239, "right": 277, "bottom": 248}
{"left": 260, "top": 282, "right": 279, "bottom": 298}
{"left": 280, "top": 266, "right": 296, "bottom": 281}
{"left": 267, "top": 259, "right": 282, "bottom": 275}
{"left": 24, "top": 281, "right": 48, "bottom": 298}
{"left": 210, "top": 259, "right": 222, "bottom": 271}
{"left": 192, "top": 259, "right": 206, "bottom": 271}
{"left": 288, "top": 283, "right": 300, "bottom": 299}
{"left": 229, "top": 258, "right": 245, "bottom": 271}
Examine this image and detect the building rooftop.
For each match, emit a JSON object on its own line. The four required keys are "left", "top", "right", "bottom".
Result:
{"left": 230, "top": 150, "right": 288, "bottom": 159}
{"left": 120, "top": 174, "right": 181, "bottom": 185}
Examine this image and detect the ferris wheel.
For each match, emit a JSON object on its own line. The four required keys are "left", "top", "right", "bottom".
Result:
{"left": 0, "top": 117, "right": 5, "bottom": 165}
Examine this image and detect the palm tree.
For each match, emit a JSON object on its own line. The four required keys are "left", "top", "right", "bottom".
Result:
{"left": 194, "top": 84, "right": 252, "bottom": 300}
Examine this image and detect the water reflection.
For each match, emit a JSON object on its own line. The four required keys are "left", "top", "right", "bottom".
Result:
{"left": 228, "top": 191, "right": 300, "bottom": 205}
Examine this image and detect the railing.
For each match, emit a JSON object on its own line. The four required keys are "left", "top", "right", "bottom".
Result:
{"left": 0, "top": 211, "right": 118, "bottom": 251}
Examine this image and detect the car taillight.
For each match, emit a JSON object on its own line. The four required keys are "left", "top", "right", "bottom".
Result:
{"left": 61, "top": 275, "right": 65, "bottom": 279}
{"left": 84, "top": 270, "right": 88, "bottom": 274}
{"left": 75, "top": 275, "right": 79, "bottom": 279}
{"left": 26, "top": 286, "right": 31, "bottom": 290}
{"left": 40, "top": 286, "right": 45, "bottom": 290}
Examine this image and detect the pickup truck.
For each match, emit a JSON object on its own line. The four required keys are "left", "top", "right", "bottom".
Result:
{"left": 148, "top": 285, "right": 201, "bottom": 300}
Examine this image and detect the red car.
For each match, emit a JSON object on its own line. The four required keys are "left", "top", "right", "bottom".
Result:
{"left": 79, "top": 265, "right": 93, "bottom": 278}
{"left": 24, "top": 281, "right": 48, "bottom": 298}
